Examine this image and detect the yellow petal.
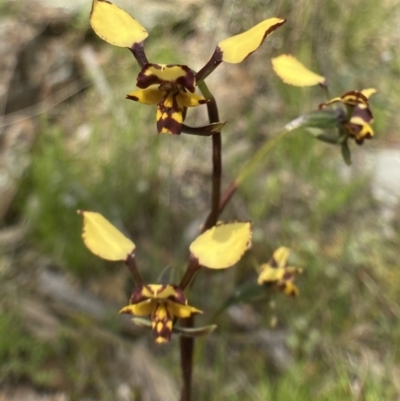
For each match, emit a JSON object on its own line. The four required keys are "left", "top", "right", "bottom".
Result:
{"left": 167, "top": 301, "right": 203, "bottom": 319}
{"left": 119, "top": 300, "right": 155, "bottom": 316}
{"left": 271, "top": 54, "right": 325, "bottom": 86}
{"left": 90, "top": 0, "right": 148, "bottom": 47}
{"left": 142, "top": 285, "right": 177, "bottom": 299}
{"left": 126, "top": 87, "right": 164, "bottom": 105}
{"left": 79, "top": 211, "right": 135, "bottom": 261}
{"left": 361, "top": 88, "right": 377, "bottom": 99}
{"left": 272, "top": 246, "right": 290, "bottom": 268}
{"left": 218, "top": 18, "right": 285, "bottom": 64}
{"left": 280, "top": 281, "right": 300, "bottom": 297}
{"left": 189, "top": 222, "right": 252, "bottom": 269}
{"left": 139, "top": 64, "right": 195, "bottom": 90}
{"left": 176, "top": 92, "right": 208, "bottom": 108}
{"left": 257, "top": 265, "right": 284, "bottom": 284}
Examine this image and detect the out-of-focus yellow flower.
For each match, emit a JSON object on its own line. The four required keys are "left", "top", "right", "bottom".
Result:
{"left": 90, "top": 0, "right": 285, "bottom": 135}
{"left": 120, "top": 284, "right": 202, "bottom": 343}
{"left": 319, "top": 89, "right": 376, "bottom": 145}
{"left": 258, "top": 247, "right": 302, "bottom": 297}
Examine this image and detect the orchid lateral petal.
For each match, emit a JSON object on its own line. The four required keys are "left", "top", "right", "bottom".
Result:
{"left": 119, "top": 300, "right": 154, "bottom": 317}
{"left": 189, "top": 222, "right": 252, "bottom": 269}
{"left": 176, "top": 92, "right": 208, "bottom": 108}
{"left": 174, "top": 324, "right": 217, "bottom": 337}
{"left": 271, "top": 54, "right": 325, "bottom": 86}
{"left": 79, "top": 210, "right": 135, "bottom": 261}
{"left": 218, "top": 18, "right": 285, "bottom": 64}
{"left": 167, "top": 302, "right": 203, "bottom": 318}
{"left": 361, "top": 88, "right": 377, "bottom": 99}
{"left": 126, "top": 87, "right": 164, "bottom": 105}
{"left": 90, "top": 0, "right": 148, "bottom": 48}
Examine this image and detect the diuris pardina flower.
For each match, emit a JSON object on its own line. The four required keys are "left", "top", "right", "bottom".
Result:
{"left": 257, "top": 247, "right": 302, "bottom": 297}
{"left": 90, "top": 0, "right": 285, "bottom": 134}
{"left": 120, "top": 284, "right": 202, "bottom": 343}
{"left": 78, "top": 211, "right": 252, "bottom": 342}
{"left": 271, "top": 54, "right": 376, "bottom": 145}
{"left": 126, "top": 64, "right": 208, "bottom": 135}
{"left": 319, "top": 89, "right": 375, "bottom": 145}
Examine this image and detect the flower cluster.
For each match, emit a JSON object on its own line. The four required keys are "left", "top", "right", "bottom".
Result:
{"left": 90, "top": 0, "right": 285, "bottom": 135}
{"left": 79, "top": 211, "right": 251, "bottom": 342}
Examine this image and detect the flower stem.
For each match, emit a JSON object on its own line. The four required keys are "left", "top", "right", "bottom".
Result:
{"left": 216, "top": 115, "right": 307, "bottom": 217}
{"left": 198, "top": 81, "right": 222, "bottom": 232}
{"left": 180, "top": 81, "right": 222, "bottom": 401}
{"left": 124, "top": 253, "right": 144, "bottom": 285}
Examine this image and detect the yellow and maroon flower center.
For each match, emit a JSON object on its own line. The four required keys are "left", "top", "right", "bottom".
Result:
{"left": 127, "top": 63, "right": 208, "bottom": 135}
{"left": 119, "top": 284, "right": 202, "bottom": 343}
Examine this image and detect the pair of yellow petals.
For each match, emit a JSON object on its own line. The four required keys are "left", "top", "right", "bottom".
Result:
{"left": 80, "top": 211, "right": 251, "bottom": 270}
{"left": 90, "top": 0, "right": 285, "bottom": 64}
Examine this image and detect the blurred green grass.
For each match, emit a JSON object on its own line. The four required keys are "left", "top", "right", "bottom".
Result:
{"left": 2, "top": 0, "right": 400, "bottom": 399}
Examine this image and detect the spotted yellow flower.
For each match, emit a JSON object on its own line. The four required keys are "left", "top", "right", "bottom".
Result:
{"left": 257, "top": 247, "right": 302, "bottom": 297}
{"left": 120, "top": 284, "right": 202, "bottom": 343}
{"left": 127, "top": 64, "right": 208, "bottom": 135}
{"left": 78, "top": 211, "right": 252, "bottom": 341}
{"left": 272, "top": 54, "right": 376, "bottom": 147}
{"left": 319, "top": 89, "right": 376, "bottom": 145}
{"left": 90, "top": 0, "right": 285, "bottom": 135}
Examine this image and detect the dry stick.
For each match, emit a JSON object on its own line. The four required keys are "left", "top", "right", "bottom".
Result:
{"left": 179, "top": 82, "right": 222, "bottom": 401}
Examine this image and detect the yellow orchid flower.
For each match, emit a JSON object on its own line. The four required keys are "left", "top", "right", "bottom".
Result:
{"left": 120, "top": 284, "right": 202, "bottom": 343}
{"left": 319, "top": 89, "right": 376, "bottom": 145}
{"left": 89, "top": 0, "right": 285, "bottom": 135}
{"left": 79, "top": 211, "right": 252, "bottom": 341}
{"left": 126, "top": 64, "right": 208, "bottom": 135}
{"left": 258, "top": 247, "right": 302, "bottom": 297}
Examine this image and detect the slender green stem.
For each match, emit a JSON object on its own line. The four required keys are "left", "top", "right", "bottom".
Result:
{"left": 216, "top": 115, "right": 307, "bottom": 217}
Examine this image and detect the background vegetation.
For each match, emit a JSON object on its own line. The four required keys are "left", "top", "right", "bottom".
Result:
{"left": 1, "top": 0, "right": 400, "bottom": 399}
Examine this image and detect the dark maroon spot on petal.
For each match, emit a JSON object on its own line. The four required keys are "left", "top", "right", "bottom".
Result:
{"left": 270, "top": 258, "right": 279, "bottom": 268}
{"left": 126, "top": 95, "right": 139, "bottom": 101}
{"left": 175, "top": 66, "right": 196, "bottom": 92}
{"left": 353, "top": 105, "right": 373, "bottom": 122}
{"left": 283, "top": 271, "right": 293, "bottom": 280}
{"left": 341, "top": 90, "right": 369, "bottom": 105}
{"left": 170, "top": 287, "right": 187, "bottom": 305}
{"left": 130, "top": 285, "right": 147, "bottom": 304}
